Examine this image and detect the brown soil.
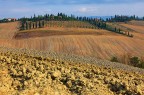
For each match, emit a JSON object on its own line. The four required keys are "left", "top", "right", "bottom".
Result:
{"left": 0, "top": 21, "right": 144, "bottom": 95}
{"left": 0, "top": 22, "right": 144, "bottom": 60}
{"left": 14, "top": 30, "right": 109, "bottom": 39}
{"left": 0, "top": 47, "right": 144, "bottom": 95}
{"left": 15, "top": 27, "right": 118, "bottom": 39}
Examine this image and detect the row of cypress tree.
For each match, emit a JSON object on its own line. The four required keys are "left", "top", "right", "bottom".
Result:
{"left": 19, "top": 13, "right": 134, "bottom": 37}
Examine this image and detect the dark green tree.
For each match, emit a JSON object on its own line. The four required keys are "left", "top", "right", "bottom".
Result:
{"left": 111, "top": 56, "right": 119, "bottom": 62}
{"left": 130, "top": 57, "right": 140, "bottom": 66}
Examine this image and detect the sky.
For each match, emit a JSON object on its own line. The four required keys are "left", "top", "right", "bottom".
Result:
{"left": 0, "top": 0, "right": 144, "bottom": 18}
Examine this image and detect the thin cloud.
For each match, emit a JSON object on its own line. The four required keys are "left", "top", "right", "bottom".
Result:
{"left": 11, "top": 8, "right": 32, "bottom": 13}
{"left": 79, "top": 8, "right": 88, "bottom": 13}
{"left": 78, "top": 7, "right": 98, "bottom": 13}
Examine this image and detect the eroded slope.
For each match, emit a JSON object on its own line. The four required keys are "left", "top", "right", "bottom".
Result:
{"left": 0, "top": 47, "right": 144, "bottom": 95}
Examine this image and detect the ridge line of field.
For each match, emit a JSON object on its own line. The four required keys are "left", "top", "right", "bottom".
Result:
{"left": 0, "top": 46, "right": 144, "bottom": 74}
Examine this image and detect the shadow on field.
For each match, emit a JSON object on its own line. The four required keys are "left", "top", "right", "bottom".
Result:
{"left": 14, "top": 30, "right": 104, "bottom": 39}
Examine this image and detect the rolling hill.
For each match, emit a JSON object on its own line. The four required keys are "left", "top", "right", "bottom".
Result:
{"left": 0, "top": 20, "right": 144, "bottom": 94}
{"left": 0, "top": 21, "right": 144, "bottom": 63}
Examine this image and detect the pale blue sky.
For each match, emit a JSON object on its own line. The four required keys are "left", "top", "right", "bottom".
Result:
{"left": 0, "top": 0, "right": 144, "bottom": 18}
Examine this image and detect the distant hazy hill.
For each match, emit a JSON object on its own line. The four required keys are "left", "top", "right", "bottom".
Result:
{"left": 89, "top": 16, "right": 113, "bottom": 20}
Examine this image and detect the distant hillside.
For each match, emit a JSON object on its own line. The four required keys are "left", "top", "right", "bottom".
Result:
{"left": 127, "top": 20, "right": 144, "bottom": 26}
{"left": 19, "top": 14, "right": 134, "bottom": 37}
{"left": 20, "top": 21, "right": 97, "bottom": 30}
{"left": 89, "top": 16, "right": 113, "bottom": 21}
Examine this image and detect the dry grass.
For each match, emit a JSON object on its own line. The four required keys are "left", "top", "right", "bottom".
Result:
{"left": 46, "top": 21, "right": 97, "bottom": 29}
{"left": 120, "top": 24, "right": 144, "bottom": 34}
{"left": 128, "top": 20, "right": 144, "bottom": 26}
{"left": 0, "top": 22, "right": 19, "bottom": 39}
{"left": 119, "top": 22, "right": 144, "bottom": 40}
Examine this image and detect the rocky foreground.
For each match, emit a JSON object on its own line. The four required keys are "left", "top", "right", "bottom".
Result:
{"left": 0, "top": 47, "right": 144, "bottom": 95}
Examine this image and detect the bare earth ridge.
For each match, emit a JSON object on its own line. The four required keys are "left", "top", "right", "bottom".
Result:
{"left": 0, "top": 22, "right": 144, "bottom": 60}
{"left": 0, "top": 47, "right": 144, "bottom": 95}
